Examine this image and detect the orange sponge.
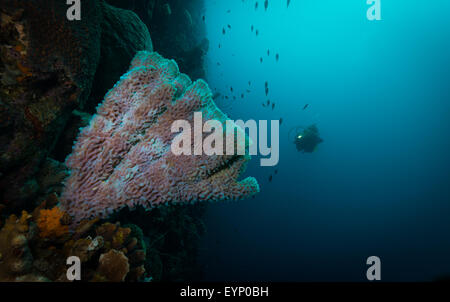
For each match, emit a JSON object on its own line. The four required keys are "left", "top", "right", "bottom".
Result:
{"left": 37, "top": 207, "right": 69, "bottom": 238}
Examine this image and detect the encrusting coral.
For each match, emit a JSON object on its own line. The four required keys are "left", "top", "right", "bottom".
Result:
{"left": 61, "top": 51, "right": 259, "bottom": 225}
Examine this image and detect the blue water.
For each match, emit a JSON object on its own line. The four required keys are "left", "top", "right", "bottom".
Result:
{"left": 197, "top": 0, "right": 450, "bottom": 281}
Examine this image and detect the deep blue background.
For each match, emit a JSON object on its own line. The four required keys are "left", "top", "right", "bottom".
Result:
{"left": 197, "top": 0, "right": 450, "bottom": 281}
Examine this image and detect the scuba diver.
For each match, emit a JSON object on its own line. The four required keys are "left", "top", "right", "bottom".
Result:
{"left": 289, "top": 124, "right": 323, "bottom": 153}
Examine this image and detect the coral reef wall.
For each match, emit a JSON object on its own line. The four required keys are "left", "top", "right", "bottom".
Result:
{"left": 0, "top": 0, "right": 221, "bottom": 282}
{"left": 0, "top": 0, "right": 102, "bottom": 208}
{"left": 0, "top": 0, "right": 152, "bottom": 209}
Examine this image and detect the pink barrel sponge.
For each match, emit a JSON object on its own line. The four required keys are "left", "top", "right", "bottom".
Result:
{"left": 60, "top": 51, "right": 259, "bottom": 224}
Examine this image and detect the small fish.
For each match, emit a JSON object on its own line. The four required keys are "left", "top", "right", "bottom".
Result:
{"left": 272, "top": 103, "right": 275, "bottom": 110}
{"left": 267, "top": 99, "right": 270, "bottom": 105}
{"left": 267, "top": 49, "right": 270, "bottom": 56}
{"left": 218, "top": 43, "right": 221, "bottom": 48}
{"left": 227, "top": 24, "right": 232, "bottom": 29}
{"left": 279, "top": 118, "right": 283, "bottom": 125}
{"left": 222, "top": 28, "right": 226, "bottom": 35}
{"left": 225, "top": 96, "right": 229, "bottom": 99}
{"left": 260, "top": 57, "right": 263, "bottom": 63}
{"left": 269, "top": 175, "right": 273, "bottom": 182}
{"left": 287, "top": 0, "right": 291, "bottom": 8}
{"left": 262, "top": 102, "right": 266, "bottom": 107}
{"left": 241, "top": 93, "right": 244, "bottom": 98}
{"left": 248, "top": 81, "right": 251, "bottom": 86}
{"left": 230, "top": 86, "right": 233, "bottom": 92}
{"left": 202, "top": 15, "right": 205, "bottom": 22}
{"left": 276, "top": 53, "right": 279, "bottom": 62}
{"left": 251, "top": 25, "right": 254, "bottom": 32}
{"left": 255, "top": 2, "right": 258, "bottom": 10}
{"left": 274, "top": 169, "right": 278, "bottom": 175}
{"left": 227, "top": 9, "right": 231, "bottom": 13}
{"left": 217, "top": 62, "right": 221, "bottom": 66}
{"left": 213, "top": 92, "right": 221, "bottom": 100}
{"left": 256, "top": 29, "right": 259, "bottom": 36}
{"left": 303, "top": 104, "right": 309, "bottom": 110}
{"left": 264, "top": 0, "right": 269, "bottom": 11}
{"left": 246, "top": 89, "right": 251, "bottom": 93}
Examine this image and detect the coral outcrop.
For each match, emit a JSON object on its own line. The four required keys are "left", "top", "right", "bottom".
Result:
{"left": 61, "top": 51, "right": 259, "bottom": 225}
{"left": 0, "top": 196, "right": 149, "bottom": 282}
